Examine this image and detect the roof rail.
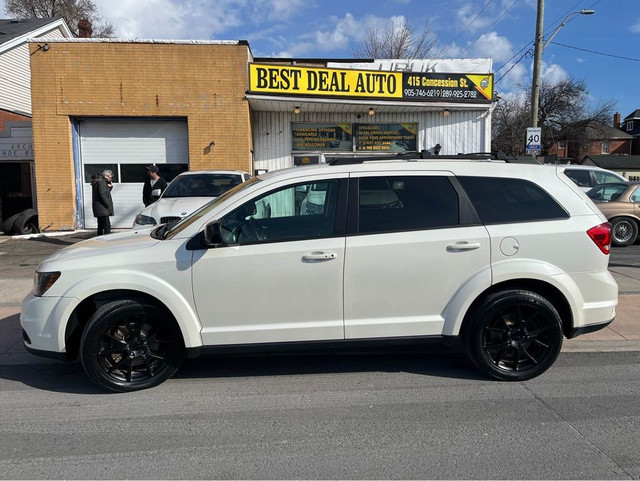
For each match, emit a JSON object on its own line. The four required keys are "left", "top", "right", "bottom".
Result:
{"left": 326, "top": 150, "right": 516, "bottom": 165}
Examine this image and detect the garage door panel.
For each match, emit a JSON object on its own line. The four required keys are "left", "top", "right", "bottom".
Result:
{"left": 78, "top": 119, "right": 188, "bottom": 229}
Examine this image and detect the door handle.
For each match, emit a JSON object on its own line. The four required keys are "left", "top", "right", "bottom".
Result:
{"left": 302, "top": 252, "right": 337, "bottom": 261}
{"left": 446, "top": 242, "right": 482, "bottom": 252}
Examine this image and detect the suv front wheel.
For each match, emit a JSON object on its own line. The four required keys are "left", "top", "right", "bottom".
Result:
{"left": 465, "top": 290, "right": 563, "bottom": 381}
{"left": 80, "top": 299, "right": 185, "bottom": 392}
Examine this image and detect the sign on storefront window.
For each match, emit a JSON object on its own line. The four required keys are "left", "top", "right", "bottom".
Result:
{"left": 355, "top": 123, "right": 417, "bottom": 152}
{"left": 292, "top": 123, "right": 353, "bottom": 151}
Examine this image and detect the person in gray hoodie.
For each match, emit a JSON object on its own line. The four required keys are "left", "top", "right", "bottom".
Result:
{"left": 91, "top": 170, "right": 114, "bottom": 236}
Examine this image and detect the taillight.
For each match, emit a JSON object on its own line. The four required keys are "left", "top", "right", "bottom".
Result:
{"left": 587, "top": 222, "right": 612, "bottom": 254}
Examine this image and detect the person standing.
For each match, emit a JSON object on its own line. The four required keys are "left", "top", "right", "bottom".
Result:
{"left": 91, "top": 170, "right": 114, "bottom": 236}
{"left": 142, "top": 165, "right": 168, "bottom": 207}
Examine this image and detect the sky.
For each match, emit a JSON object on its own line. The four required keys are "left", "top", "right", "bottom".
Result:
{"left": 5, "top": 0, "right": 640, "bottom": 120}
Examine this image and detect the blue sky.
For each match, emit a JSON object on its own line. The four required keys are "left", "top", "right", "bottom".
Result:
{"left": 6, "top": 0, "right": 640, "bottom": 120}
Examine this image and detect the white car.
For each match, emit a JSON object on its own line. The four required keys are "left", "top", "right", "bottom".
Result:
{"left": 22, "top": 155, "right": 618, "bottom": 392}
{"left": 132, "top": 170, "right": 251, "bottom": 228}
{"left": 549, "top": 164, "right": 627, "bottom": 192}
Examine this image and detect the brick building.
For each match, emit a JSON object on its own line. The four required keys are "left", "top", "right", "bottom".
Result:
{"left": 29, "top": 39, "right": 252, "bottom": 230}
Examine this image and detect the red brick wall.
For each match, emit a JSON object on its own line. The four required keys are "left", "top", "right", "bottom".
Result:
{"left": 0, "top": 109, "right": 31, "bottom": 132}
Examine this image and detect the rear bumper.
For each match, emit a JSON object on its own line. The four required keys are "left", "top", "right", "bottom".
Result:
{"left": 567, "top": 317, "right": 614, "bottom": 339}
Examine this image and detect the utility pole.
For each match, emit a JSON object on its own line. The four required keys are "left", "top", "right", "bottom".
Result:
{"left": 530, "top": 0, "right": 544, "bottom": 128}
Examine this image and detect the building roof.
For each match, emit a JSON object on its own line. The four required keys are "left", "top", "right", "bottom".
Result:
{"left": 623, "top": 109, "right": 640, "bottom": 121}
{"left": 0, "top": 18, "right": 61, "bottom": 45}
{"left": 559, "top": 120, "right": 633, "bottom": 141}
{"left": 582, "top": 155, "right": 640, "bottom": 170}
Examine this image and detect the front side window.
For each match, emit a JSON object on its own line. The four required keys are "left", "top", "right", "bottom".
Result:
{"left": 219, "top": 179, "right": 340, "bottom": 244}
{"left": 459, "top": 177, "right": 568, "bottom": 224}
{"left": 357, "top": 176, "right": 459, "bottom": 234}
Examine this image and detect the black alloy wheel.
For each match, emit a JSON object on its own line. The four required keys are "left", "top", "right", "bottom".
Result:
{"left": 80, "top": 300, "right": 184, "bottom": 392}
{"left": 466, "top": 290, "right": 563, "bottom": 381}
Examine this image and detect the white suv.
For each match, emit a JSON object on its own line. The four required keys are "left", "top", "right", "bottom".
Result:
{"left": 22, "top": 155, "right": 618, "bottom": 392}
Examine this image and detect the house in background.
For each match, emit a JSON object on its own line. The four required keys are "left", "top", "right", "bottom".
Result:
{"left": 548, "top": 114, "right": 633, "bottom": 162}
{"left": 582, "top": 154, "right": 640, "bottom": 181}
{"left": 620, "top": 109, "right": 640, "bottom": 155}
{"left": 0, "top": 17, "right": 72, "bottom": 225}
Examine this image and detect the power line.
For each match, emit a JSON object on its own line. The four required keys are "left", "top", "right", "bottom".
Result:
{"left": 549, "top": 41, "right": 640, "bottom": 62}
{"left": 494, "top": 41, "right": 533, "bottom": 73}
{"left": 437, "top": 0, "right": 496, "bottom": 59}
{"left": 495, "top": 48, "right": 531, "bottom": 84}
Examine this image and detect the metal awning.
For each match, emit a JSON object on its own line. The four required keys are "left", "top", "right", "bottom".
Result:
{"left": 246, "top": 94, "right": 492, "bottom": 113}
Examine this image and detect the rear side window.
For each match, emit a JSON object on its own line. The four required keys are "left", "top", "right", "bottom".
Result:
{"left": 459, "top": 177, "right": 568, "bottom": 224}
{"left": 564, "top": 169, "right": 592, "bottom": 188}
{"left": 357, "top": 176, "right": 459, "bottom": 233}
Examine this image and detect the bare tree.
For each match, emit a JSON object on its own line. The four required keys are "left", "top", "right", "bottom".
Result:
{"left": 6, "top": 0, "right": 115, "bottom": 37}
{"left": 492, "top": 77, "right": 615, "bottom": 159}
{"left": 352, "top": 18, "right": 437, "bottom": 59}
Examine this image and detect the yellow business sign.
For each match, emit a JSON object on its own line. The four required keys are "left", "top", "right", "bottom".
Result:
{"left": 250, "top": 64, "right": 403, "bottom": 99}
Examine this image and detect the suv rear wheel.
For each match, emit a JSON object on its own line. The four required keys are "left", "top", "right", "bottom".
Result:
{"left": 80, "top": 299, "right": 184, "bottom": 392}
{"left": 465, "top": 290, "right": 563, "bottom": 381}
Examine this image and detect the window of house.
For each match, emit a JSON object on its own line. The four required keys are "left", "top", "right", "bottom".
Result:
{"left": 558, "top": 141, "right": 566, "bottom": 149}
{"left": 356, "top": 176, "right": 459, "bottom": 234}
{"left": 458, "top": 177, "right": 569, "bottom": 224}
{"left": 627, "top": 121, "right": 634, "bottom": 132}
{"left": 601, "top": 140, "right": 609, "bottom": 154}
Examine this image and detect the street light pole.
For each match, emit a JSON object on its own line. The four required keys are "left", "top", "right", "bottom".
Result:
{"left": 530, "top": 0, "right": 544, "bottom": 128}
{"left": 530, "top": 6, "right": 595, "bottom": 128}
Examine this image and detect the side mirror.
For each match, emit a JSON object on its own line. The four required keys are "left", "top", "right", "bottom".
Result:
{"left": 151, "top": 188, "right": 162, "bottom": 200}
{"left": 204, "top": 221, "right": 223, "bottom": 247}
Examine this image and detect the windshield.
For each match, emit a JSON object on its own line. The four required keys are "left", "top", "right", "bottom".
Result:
{"left": 162, "top": 173, "right": 243, "bottom": 198}
{"left": 162, "top": 177, "right": 261, "bottom": 239}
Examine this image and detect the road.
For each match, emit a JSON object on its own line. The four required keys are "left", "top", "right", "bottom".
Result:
{"left": 0, "top": 349, "right": 639, "bottom": 479}
{"left": 0, "top": 234, "right": 639, "bottom": 479}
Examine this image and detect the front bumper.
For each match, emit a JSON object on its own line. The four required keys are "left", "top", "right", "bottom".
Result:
{"left": 20, "top": 292, "right": 77, "bottom": 361}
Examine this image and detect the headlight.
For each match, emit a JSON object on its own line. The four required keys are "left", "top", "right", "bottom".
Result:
{"left": 33, "top": 271, "right": 61, "bottom": 297}
{"left": 134, "top": 214, "right": 157, "bottom": 226}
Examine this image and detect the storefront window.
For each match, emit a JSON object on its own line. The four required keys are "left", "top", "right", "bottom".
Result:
{"left": 292, "top": 123, "right": 352, "bottom": 151}
{"left": 83, "top": 164, "right": 119, "bottom": 183}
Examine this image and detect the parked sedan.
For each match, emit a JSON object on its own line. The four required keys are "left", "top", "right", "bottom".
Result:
{"left": 587, "top": 182, "right": 640, "bottom": 246}
{"left": 133, "top": 170, "right": 250, "bottom": 228}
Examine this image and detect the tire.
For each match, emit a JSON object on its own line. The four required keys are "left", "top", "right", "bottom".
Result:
{"left": 465, "top": 290, "right": 563, "bottom": 381}
{"left": 13, "top": 209, "right": 39, "bottom": 235}
{"left": 2, "top": 213, "right": 20, "bottom": 235}
{"left": 80, "top": 299, "right": 185, "bottom": 392}
{"left": 610, "top": 217, "right": 638, "bottom": 247}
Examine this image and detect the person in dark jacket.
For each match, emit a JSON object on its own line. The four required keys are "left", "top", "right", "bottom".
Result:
{"left": 142, "top": 165, "right": 168, "bottom": 207}
{"left": 91, "top": 170, "right": 114, "bottom": 236}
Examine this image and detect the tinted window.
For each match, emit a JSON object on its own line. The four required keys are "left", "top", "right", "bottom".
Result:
{"left": 564, "top": 169, "right": 592, "bottom": 187}
{"left": 84, "top": 164, "right": 119, "bottom": 183}
{"left": 459, "top": 177, "right": 568, "bottom": 224}
{"left": 357, "top": 176, "right": 459, "bottom": 234}
{"left": 630, "top": 187, "right": 640, "bottom": 203}
{"left": 220, "top": 180, "right": 339, "bottom": 244}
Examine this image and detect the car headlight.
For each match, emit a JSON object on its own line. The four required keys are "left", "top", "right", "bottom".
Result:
{"left": 33, "top": 271, "right": 61, "bottom": 297}
{"left": 134, "top": 214, "right": 157, "bottom": 226}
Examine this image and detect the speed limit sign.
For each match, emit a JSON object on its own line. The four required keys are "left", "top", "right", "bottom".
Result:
{"left": 526, "top": 127, "right": 541, "bottom": 155}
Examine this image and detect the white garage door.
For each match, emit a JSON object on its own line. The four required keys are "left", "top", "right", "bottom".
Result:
{"left": 78, "top": 119, "right": 189, "bottom": 228}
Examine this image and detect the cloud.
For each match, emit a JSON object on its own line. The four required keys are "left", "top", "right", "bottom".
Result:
{"left": 466, "top": 31, "right": 513, "bottom": 62}
{"left": 632, "top": 18, "right": 640, "bottom": 33}
{"left": 541, "top": 62, "right": 568, "bottom": 84}
{"left": 456, "top": 3, "right": 493, "bottom": 35}
{"left": 94, "top": 0, "right": 310, "bottom": 39}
